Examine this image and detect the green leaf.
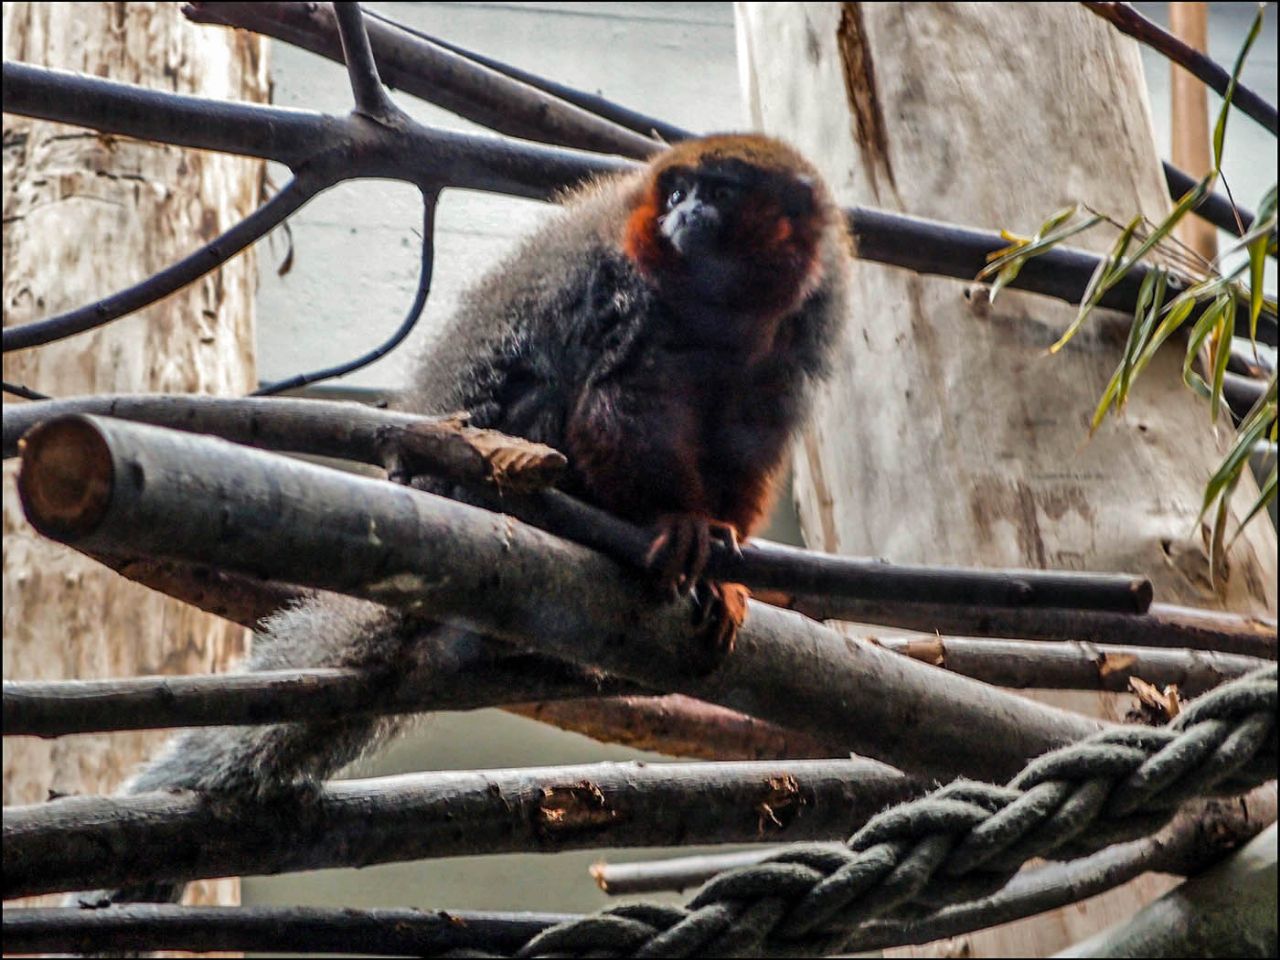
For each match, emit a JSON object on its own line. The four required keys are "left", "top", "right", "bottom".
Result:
{"left": 1213, "top": 3, "right": 1266, "bottom": 170}
{"left": 1050, "top": 215, "right": 1141, "bottom": 354}
{"left": 1228, "top": 465, "right": 1277, "bottom": 549}
{"left": 1182, "top": 294, "right": 1230, "bottom": 399}
{"left": 1209, "top": 297, "right": 1236, "bottom": 423}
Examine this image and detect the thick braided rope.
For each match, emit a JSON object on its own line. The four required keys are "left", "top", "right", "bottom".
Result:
{"left": 486, "top": 664, "right": 1276, "bottom": 958}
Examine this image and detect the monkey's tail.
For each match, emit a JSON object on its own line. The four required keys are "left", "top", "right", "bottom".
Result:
{"left": 65, "top": 593, "right": 436, "bottom": 911}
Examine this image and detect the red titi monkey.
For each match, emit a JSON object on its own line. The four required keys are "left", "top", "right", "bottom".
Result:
{"left": 79, "top": 134, "right": 851, "bottom": 906}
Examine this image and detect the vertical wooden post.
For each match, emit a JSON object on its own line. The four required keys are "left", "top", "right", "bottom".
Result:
{"left": 2, "top": 1, "right": 268, "bottom": 910}
{"left": 737, "top": 2, "right": 1277, "bottom": 955}
{"left": 1169, "top": 2, "right": 1218, "bottom": 260}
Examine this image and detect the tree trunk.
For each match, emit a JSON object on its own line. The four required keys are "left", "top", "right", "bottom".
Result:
{"left": 2, "top": 0, "right": 268, "bottom": 912}
{"left": 736, "top": 1, "right": 1277, "bottom": 956}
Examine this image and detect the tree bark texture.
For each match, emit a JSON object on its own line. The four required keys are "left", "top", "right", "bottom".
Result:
{"left": 1, "top": 0, "right": 268, "bottom": 912}
{"left": 736, "top": 2, "right": 1278, "bottom": 956}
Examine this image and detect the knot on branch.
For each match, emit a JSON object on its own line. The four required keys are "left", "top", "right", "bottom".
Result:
{"left": 486, "top": 666, "right": 1277, "bottom": 957}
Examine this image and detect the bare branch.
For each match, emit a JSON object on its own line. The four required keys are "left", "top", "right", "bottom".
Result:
{"left": 0, "top": 61, "right": 631, "bottom": 195}
{"left": 783, "top": 595, "right": 1278, "bottom": 661}
{"left": 5, "top": 757, "right": 918, "bottom": 898}
{"left": 331, "top": 1, "right": 397, "bottom": 121}
{"left": 184, "top": 0, "right": 662, "bottom": 158}
{"left": 1082, "top": 2, "right": 1278, "bottom": 134}
{"left": 7, "top": 786, "right": 1273, "bottom": 955}
{"left": 507, "top": 695, "right": 839, "bottom": 761}
{"left": 2, "top": 399, "right": 1152, "bottom": 615}
{"left": 2, "top": 175, "right": 323, "bottom": 353}
{"left": 15, "top": 414, "right": 1107, "bottom": 783}
{"left": 2, "top": 905, "right": 573, "bottom": 958}
{"left": 252, "top": 189, "right": 437, "bottom": 395}
{"left": 1, "top": 660, "right": 636, "bottom": 739}
{"left": 869, "top": 635, "right": 1268, "bottom": 695}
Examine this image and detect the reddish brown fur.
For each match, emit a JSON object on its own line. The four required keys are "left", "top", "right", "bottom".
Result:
{"left": 569, "top": 135, "right": 843, "bottom": 653}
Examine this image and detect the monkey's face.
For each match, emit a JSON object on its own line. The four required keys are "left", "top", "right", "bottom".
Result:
{"left": 627, "top": 151, "right": 828, "bottom": 319}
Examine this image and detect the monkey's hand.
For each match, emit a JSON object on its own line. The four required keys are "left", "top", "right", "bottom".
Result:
{"left": 644, "top": 513, "right": 746, "bottom": 667}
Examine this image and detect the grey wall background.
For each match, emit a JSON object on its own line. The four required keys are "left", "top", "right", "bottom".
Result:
{"left": 244, "top": 0, "right": 1277, "bottom": 922}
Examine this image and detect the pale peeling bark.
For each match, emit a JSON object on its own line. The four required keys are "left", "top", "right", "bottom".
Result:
{"left": 2, "top": 0, "right": 269, "bottom": 913}
{"left": 737, "top": 2, "right": 1277, "bottom": 956}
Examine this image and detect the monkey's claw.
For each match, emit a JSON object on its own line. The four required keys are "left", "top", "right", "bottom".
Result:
{"left": 644, "top": 513, "right": 741, "bottom": 595}
{"left": 692, "top": 580, "right": 749, "bottom": 661}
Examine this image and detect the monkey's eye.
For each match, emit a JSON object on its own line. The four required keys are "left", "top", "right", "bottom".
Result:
{"left": 711, "top": 184, "right": 739, "bottom": 204}
{"left": 665, "top": 187, "right": 686, "bottom": 209}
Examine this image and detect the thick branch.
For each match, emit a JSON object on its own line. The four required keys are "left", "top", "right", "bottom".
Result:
{"left": 184, "top": 1, "right": 661, "bottom": 158}
{"left": 1082, "top": 2, "right": 1278, "bottom": 134}
{"left": 0, "top": 61, "right": 630, "bottom": 196}
{"left": 8, "top": 785, "right": 1273, "bottom": 955}
{"left": 3, "top": 399, "right": 1151, "bottom": 614}
{"left": 16, "top": 415, "right": 1107, "bottom": 782}
{"left": 4, "top": 758, "right": 918, "bottom": 898}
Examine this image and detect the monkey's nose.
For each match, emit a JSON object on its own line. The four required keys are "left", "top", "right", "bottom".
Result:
{"left": 661, "top": 201, "right": 720, "bottom": 257}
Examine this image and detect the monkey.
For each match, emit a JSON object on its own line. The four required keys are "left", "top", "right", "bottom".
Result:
{"left": 72, "top": 133, "right": 851, "bottom": 909}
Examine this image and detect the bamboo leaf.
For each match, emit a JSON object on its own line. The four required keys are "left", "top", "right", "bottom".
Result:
{"left": 1050, "top": 215, "right": 1140, "bottom": 354}
{"left": 1209, "top": 298, "right": 1236, "bottom": 423}
{"left": 1212, "top": 3, "right": 1266, "bottom": 170}
{"left": 1228, "top": 465, "right": 1277, "bottom": 549}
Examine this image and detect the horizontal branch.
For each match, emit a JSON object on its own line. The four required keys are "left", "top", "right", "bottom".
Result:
{"left": 16, "top": 415, "right": 1106, "bottom": 782}
{"left": 847, "top": 205, "right": 1279, "bottom": 346}
{"left": 870, "top": 635, "right": 1268, "bottom": 696}
{"left": 0, "top": 61, "right": 629, "bottom": 198}
{"left": 9, "top": 784, "right": 1273, "bottom": 955}
{"left": 185, "top": 1, "right": 660, "bottom": 158}
{"left": 787, "top": 596, "right": 1277, "bottom": 660}
{"left": 1162, "top": 160, "right": 1258, "bottom": 238}
{"left": 3, "top": 397, "right": 1152, "bottom": 614}
{"left": 5, "top": 758, "right": 918, "bottom": 898}
{"left": 1082, "top": 1, "right": 1278, "bottom": 134}
{"left": 2, "top": 906, "right": 572, "bottom": 956}
{"left": 0, "top": 662, "right": 634, "bottom": 739}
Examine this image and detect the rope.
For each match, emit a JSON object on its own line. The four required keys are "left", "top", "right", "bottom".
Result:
{"left": 463, "top": 665, "right": 1277, "bottom": 957}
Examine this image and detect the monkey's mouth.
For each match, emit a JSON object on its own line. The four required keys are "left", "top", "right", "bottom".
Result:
{"left": 659, "top": 204, "right": 722, "bottom": 258}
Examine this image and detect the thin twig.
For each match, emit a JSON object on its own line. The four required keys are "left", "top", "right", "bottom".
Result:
{"left": 2, "top": 175, "right": 324, "bottom": 353}
{"left": 253, "top": 189, "right": 437, "bottom": 395}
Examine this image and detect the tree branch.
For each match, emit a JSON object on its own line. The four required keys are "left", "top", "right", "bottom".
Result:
{"left": 2, "top": 174, "right": 324, "bottom": 353}
{"left": 1082, "top": 2, "right": 1278, "bottom": 134}
{"left": 331, "top": 1, "right": 397, "bottom": 121}
{"left": 184, "top": 0, "right": 662, "bottom": 158}
{"left": 2, "top": 399, "right": 1153, "bottom": 614}
{"left": 783, "top": 595, "right": 1277, "bottom": 661}
{"left": 5, "top": 758, "right": 918, "bottom": 899}
{"left": 15, "top": 415, "right": 1107, "bottom": 782}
